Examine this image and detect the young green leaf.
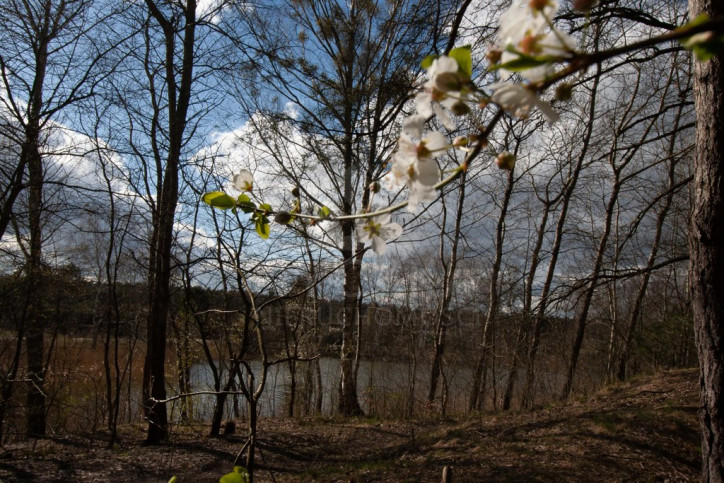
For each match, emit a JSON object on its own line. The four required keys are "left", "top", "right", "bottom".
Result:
{"left": 676, "top": 14, "right": 724, "bottom": 61}
{"left": 448, "top": 45, "right": 472, "bottom": 78}
{"left": 490, "top": 50, "right": 555, "bottom": 72}
{"left": 682, "top": 32, "right": 724, "bottom": 62}
{"left": 237, "top": 193, "right": 256, "bottom": 214}
{"left": 219, "top": 466, "right": 250, "bottom": 483}
{"left": 318, "top": 206, "right": 331, "bottom": 219}
{"left": 421, "top": 54, "right": 438, "bottom": 70}
{"left": 258, "top": 203, "right": 273, "bottom": 212}
{"left": 255, "top": 215, "right": 270, "bottom": 239}
{"left": 202, "top": 192, "right": 236, "bottom": 210}
{"left": 677, "top": 13, "right": 709, "bottom": 31}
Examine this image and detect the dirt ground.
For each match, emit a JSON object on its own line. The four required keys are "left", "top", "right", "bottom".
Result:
{"left": 0, "top": 368, "right": 702, "bottom": 482}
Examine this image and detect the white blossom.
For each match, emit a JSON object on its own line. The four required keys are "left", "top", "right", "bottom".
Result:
{"left": 425, "top": 55, "right": 465, "bottom": 93}
{"left": 355, "top": 213, "right": 403, "bottom": 255}
{"left": 499, "top": 29, "right": 576, "bottom": 82}
{"left": 402, "top": 114, "right": 428, "bottom": 139}
{"left": 232, "top": 169, "right": 254, "bottom": 192}
{"left": 491, "top": 83, "right": 559, "bottom": 123}
{"left": 415, "top": 55, "right": 471, "bottom": 131}
{"left": 387, "top": 131, "right": 446, "bottom": 211}
{"left": 498, "top": 0, "right": 558, "bottom": 47}
{"left": 496, "top": 0, "right": 575, "bottom": 82}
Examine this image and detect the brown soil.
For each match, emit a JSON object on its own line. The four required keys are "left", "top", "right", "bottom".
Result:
{"left": 0, "top": 368, "right": 701, "bottom": 482}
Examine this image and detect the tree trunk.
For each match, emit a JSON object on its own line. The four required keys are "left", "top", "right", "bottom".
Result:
{"left": 503, "top": 194, "right": 553, "bottom": 410}
{"left": 616, "top": 91, "right": 684, "bottom": 381}
{"left": 469, "top": 168, "right": 515, "bottom": 412}
{"left": 339, "top": 221, "right": 364, "bottom": 415}
{"left": 429, "top": 173, "right": 466, "bottom": 407}
{"left": 142, "top": 0, "right": 196, "bottom": 443}
{"left": 25, "top": 128, "right": 46, "bottom": 437}
{"left": 689, "top": 1, "right": 724, "bottom": 480}
{"left": 336, "top": 2, "right": 366, "bottom": 417}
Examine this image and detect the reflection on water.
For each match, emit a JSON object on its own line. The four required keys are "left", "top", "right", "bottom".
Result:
{"left": 175, "top": 358, "right": 474, "bottom": 421}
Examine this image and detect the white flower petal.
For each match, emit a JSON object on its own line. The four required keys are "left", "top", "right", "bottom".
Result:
{"left": 422, "top": 131, "right": 449, "bottom": 154}
{"left": 371, "top": 235, "right": 387, "bottom": 255}
{"left": 376, "top": 213, "right": 392, "bottom": 225}
{"left": 355, "top": 225, "right": 369, "bottom": 244}
{"left": 433, "top": 55, "right": 459, "bottom": 75}
{"left": 433, "top": 102, "right": 456, "bottom": 131}
{"left": 380, "top": 222, "right": 403, "bottom": 242}
{"left": 415, "top": 158, "right": 441, "bottom": 186}
{"left": 499, "top": 3, "right": 547, "bottom": 45}
{"left": 232, "top": 169, "right": 254, "bottom": 191}
{"left": 407, "top": 180, "right": 437, "bottom": 212}
{"left": 491, "top": 83, "right": 558, "bottom": 122}
{"left": 415, "top": 91, "right": 434, "bottom": 118}
{"left": 534, "top": 98, "right": 559, "bottom": 123}
{"left": 403, "top": 114, "right": 427, "bottom": 139}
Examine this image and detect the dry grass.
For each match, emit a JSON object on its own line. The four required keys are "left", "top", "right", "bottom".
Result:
{"left": 0, "top": 368, "right": 701, "bottom": 482}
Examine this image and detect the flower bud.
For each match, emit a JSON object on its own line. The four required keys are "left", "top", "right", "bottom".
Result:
{"left": 450, "top": 102, "right": 470, "bottom": 116}
{"left": 453, "top": 136, "right": 468, "bottom": 148}
{"left": 434, "top": 72, "right": 463, "bottom": 93}
{"left": 683, "top": 31, "right": 716, "bottom": 49}
{"left": 495, "top": 151, "right": 516, "bottom": 171}
{"left": 291, "top": 186, "right": 300, "bottom": 198}
{"left": 274, "top": 212, "right": 294, "bottom": 225}
{"left": 572, "top": 0, "right": 598, "bottom": 12}
{"left": 369, "top": 181, "right": 380, "bottom": 193}
{"left": 529, "top": 0, "right": 550, "bottom": 11}
{"left": 519, "top": 34, "right": 540, "bottom": 55}
{"left": 486, "top": 48, "right": 502, "bottom": 66}
{"left": 468, "top": 134, "right": 489, "bottom": 149}
{"left": 555, "top": 83, "right": 573, "bottom": 102}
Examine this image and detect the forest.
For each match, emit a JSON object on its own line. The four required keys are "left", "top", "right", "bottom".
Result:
{"left": 0, "top": 0, "right": 722, "bottom": 481}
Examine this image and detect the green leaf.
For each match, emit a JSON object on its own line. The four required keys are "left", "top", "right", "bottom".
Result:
{"left": 691, "top": 42, "right": 723, "bottom": 61}
{"left": 255, "top": 215, "right": 270, "bottom": 239}
{"left": 677, "top": 13, "right": 709, "bottom": 31}
{"left": 237, "top": 193, "right": 256, "bottom": 214}
{"left": 448, "top": 45, "right": 472, "bottom": 78}
{"left": 421, "top": 54, "right": 438, "bottom": 70}
{"left": 202, "top": 192, "right": 236, "bottom": 210}
{"left": 683, "top": 34, "right": 724, "bottom": 62}
{"left": 219, "top": 466, "right": 249, "bottom": 483}
{"left": 258, "top": 203, "right": 273, "bottom": 212}
{"left": 168, "top": 477, "right": 177, "bottom": 483}
{"left": 318, "top": 206, "right": 331, "bottom": 219}
{"left": 491, "top": 53, "right": 554, "bottom": 72}
{"left": 677, "top": 14, "right": 724, "bottom": 62}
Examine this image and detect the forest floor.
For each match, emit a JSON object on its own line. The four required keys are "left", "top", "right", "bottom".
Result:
{"left": 0, "top": 368, "right": 701, "bottom": 482}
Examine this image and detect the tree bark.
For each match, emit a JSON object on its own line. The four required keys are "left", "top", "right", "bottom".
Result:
{"left": 24, "top": 108, "right": 46, "bottom": 440}
{"left": 337, "top": 2, "right": 364, "bottom": 417}
{"left": 689, "top": 1, "right": 724, "bottom": 480}
{"left": 142, "top": 0, "right": 196, "bottom": 444}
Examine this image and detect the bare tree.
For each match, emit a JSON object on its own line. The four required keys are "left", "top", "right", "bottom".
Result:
{"left": 232, "top": 0, "right": 448, "bottom": 416}
{"left": 427, "top": 175, "right": 467, "bottom": 412}
{"left": 0, "top": 0, "right": 114, "bottom": 437}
